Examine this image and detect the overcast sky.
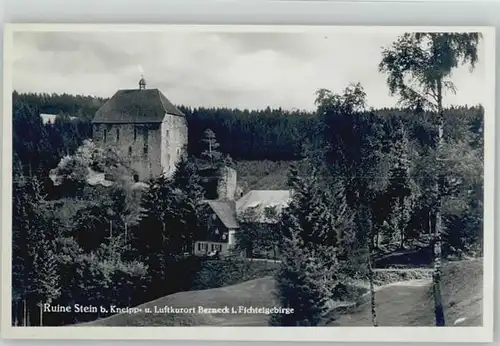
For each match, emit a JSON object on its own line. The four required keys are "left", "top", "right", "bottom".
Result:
{"left": 12, "top": 30, "right": 487, "bottom": 111}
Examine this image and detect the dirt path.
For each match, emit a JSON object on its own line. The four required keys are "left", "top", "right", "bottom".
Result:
{"left": 329, "top": 260, "right": 482, "bottom": 326}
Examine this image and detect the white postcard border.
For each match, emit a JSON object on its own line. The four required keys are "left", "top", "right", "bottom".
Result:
{"left": 1, "top": 23, "right": 495, "bottom": 342}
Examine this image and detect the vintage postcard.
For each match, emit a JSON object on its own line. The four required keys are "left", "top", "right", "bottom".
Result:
{"left": 1, "top": 24, "right": 495, "bottom": 342}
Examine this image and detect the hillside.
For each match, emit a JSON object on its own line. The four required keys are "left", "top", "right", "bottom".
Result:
{"left": 81, "top": 260, "right": 481, "bottom": 327}
{"left": 329, "top": 259, "right": 482, "bottom": 326}
{"left": 81, "top": 277, "right": 277, "bottom": 326}
{"left": 233, "top": 160, "right": 302, "bottom": 191}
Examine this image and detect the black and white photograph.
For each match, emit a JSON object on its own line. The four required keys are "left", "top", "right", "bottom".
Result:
{"left": 1, "top": 24, "right": 495, "bottom": 341}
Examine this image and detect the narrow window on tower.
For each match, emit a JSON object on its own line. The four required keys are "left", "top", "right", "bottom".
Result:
{"left": 143, "top": 129, "right": 149, "bottom": 156}
{"left": 128, "top": 146, "right": 132, "bottom": 156}
{"left": 103, "top": 129, "right": 107, "bottom": 143}
{"left": 133, "top": 127, "right": 137, "bottom": 141}
{"left": 116, "top": 128, "right": 120, "bottom": 142}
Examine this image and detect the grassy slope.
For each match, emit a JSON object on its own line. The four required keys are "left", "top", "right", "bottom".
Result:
{"left": 233, "top": 160, "right": 304, "bottom": 191}
{"left": 329, "top": 259, "right": 482, "bottom": 326}
{"left": 83, "top": 259, "right": 481, "bottom": 327}
{"left": 82, "top": 277, "right": 276, "bottom": 326}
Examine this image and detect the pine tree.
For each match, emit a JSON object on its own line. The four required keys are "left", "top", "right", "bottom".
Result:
{"left": 285, "top": 164, "right": 351, "bottom": 248}
{"left": 172, "top": 157, "right": 210, "bottom": 252}
{"left": 91, "top": 235, "right": 148, "bottom": 311}
{"left": 312, "top": 83, "right": 386, "bottom": 281}
{"left": 386, "top": 122, "right": 414, "bottom": 248}
{"left": 200, "top": 129, "right": 222, "bottom": 165}
{"left": 12, "top": 175, "right": 33, "bottom": 326}
{"left": 13, "top": 176, "right": 61, "bottom": 326}
{"left": 134, "top": 175, "right": 177, "bottom": 296}
{"left": 32, "top": 239, "right": 61, "bottom": 326}
{"left": 271, "top": 164, "right": 343, "bottom": 326}
{"left": 131, "top": 156, "right": 213, "bottom": 298}
{"left": 272, "top": 212, "right": 339, "bottom": 326}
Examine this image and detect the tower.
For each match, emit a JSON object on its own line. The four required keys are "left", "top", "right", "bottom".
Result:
{"left": 91, "top": 79, "right": 188, "bottom": 181}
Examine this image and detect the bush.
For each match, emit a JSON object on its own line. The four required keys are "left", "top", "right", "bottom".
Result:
{"left": 191, "top": 257, "right": 278, "bottom": 290}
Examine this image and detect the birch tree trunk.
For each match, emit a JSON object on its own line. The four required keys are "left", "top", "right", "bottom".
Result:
{"left": 432, "top": 78, "right": 445, "bottom": 327}
{"left": 368, "top": 243, "right": 377, "bottom": 326}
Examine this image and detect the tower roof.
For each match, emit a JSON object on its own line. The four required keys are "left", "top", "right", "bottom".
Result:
{"left": 92, "top": 88, "right": 184, "bottom": 124}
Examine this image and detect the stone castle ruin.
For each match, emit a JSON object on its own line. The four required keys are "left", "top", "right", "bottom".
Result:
{"left": 90, "top": 77, "right": 238, "bottom": 200}
{"left": 91, "top": 76, "right": 188, "bottom": 181}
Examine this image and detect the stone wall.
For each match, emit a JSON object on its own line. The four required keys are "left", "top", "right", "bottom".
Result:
{"left": 93, "top": 114, "right": 188, "bottom": 181}
{"left": 92, "top": 122, "right": 162, "bottom": 180}
{"left": 161, "top": 114, "right": 188, "bottom": 177}
{"left": 217, "top": 166, "right": 238, "bottom": 200}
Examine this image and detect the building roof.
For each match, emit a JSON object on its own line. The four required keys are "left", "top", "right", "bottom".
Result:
{"left": 92, "top": 88, "right": 184, "bottom": 124}
{"left": 41, "top": 113, "right": 78, "bottom": 124}
{"left": 206, "top": 200, "right": 239, "bottom": 229}
{"left": 131, "top": 181, "right": 150, "bottom": 191}
{"left": 40, "top": 113, "right": 57, "bottom": 125}
{"left": 236, "top": 190, "right": 291, "bottom": 223}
